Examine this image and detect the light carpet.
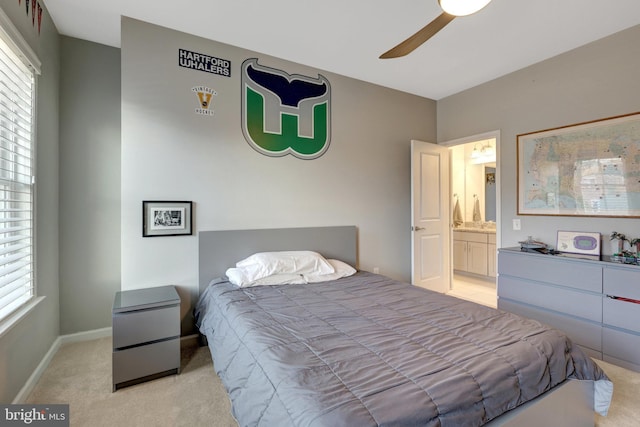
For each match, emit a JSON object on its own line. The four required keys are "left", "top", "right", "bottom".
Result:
{"left": 26, "top": 337, "right": 236, "bottom": 426}
{"left": 25, "top": 337, "right": 639, "bottom": 426}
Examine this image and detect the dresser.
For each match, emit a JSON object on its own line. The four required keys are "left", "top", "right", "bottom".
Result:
{"left": 112, "top": 285, "right": 181, "bottom": 391}
{"left": 497, "top": 248, "right": 640, "bottom": 372}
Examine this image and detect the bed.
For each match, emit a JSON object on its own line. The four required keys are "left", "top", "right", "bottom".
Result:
{"left": 195, "top": 226, "right": 612, "bottom": 427}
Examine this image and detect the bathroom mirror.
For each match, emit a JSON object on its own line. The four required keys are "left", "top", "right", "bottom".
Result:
{"left": 450, "top": 142, "right": 496, "bottom": 228}
{"left": 485, "top": 166, "right": 496, "bottom": 221}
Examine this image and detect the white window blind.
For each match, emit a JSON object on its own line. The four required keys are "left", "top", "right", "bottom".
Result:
{"left": 0, "top": 33, "right": 35, "bottom": 322}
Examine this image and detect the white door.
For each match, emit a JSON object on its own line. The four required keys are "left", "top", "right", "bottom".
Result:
{"left": 411, "top": 140, "right": 450, "bottom": 292}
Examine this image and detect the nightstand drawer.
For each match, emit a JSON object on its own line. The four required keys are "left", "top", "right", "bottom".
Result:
{"left": 113, "top": 305, "right": 180, "bottom": 348}
{"left": 113, "top": 338, "right": 180, "bottom": 386}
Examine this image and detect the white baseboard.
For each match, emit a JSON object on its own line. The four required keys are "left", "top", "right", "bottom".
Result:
{"left": 12, "top": 327, "right": 113, "bottom": 403}
{"left": 13, "top": 328, "right": 197, "bottom": 403}
{"left": 12, "top": 336, "right": 62, "bottom": 404}
{"left": 59, "top": 326, "right": 112, "bottom": 344}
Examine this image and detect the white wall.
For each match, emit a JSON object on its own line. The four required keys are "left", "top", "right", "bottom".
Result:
{"left": 120, "top": 18, "right": 437, "bottom": 333}
{"left": 438, "top": 24, "right": 640, "bottom": 250}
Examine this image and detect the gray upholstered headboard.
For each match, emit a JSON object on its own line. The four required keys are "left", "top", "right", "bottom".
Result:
{"left": 198, "top": 226, "right": 358, "bottom": 293}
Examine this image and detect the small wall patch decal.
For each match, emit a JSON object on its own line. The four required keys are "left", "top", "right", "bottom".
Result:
{"left": 192, "top": 86, "right": 217, "bottom": 116}
{"left": 179, "top": 49, "right": 231, "bottom": 77}
{"left": 241, "top": 59, "right": 331, "bottom": 160}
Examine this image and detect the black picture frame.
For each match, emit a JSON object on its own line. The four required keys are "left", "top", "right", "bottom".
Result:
{"left": 142, "top": 200, "right": 193, "bottom": 237}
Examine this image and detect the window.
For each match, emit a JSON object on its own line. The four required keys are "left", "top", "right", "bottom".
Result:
{"left": 0, "top": 16, "right": 38, "bottom": 324}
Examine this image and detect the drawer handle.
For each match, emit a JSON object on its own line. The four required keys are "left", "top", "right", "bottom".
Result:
{"left": 607, "top": 295, "right": 640, "bottom": 305}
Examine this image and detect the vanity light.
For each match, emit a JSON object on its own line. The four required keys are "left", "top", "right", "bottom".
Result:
{"left": 470, "top": 141, "right": 495, "bottom": 163}
{"left": 438, "top": 0, "right": 492, "bottom": 17}
{"left": 471, "top": 145, "right": 481, "bottom": 159}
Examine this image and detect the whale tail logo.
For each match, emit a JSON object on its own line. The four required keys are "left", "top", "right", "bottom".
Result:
{"left": 241, "top": 59, "right": 331, "bottom": 159}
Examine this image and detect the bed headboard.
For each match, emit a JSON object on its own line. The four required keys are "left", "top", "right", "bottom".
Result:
{"left": 198, "top": 226, "right": 358, "bottom": 293}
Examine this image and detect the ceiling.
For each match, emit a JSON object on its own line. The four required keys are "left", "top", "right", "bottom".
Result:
{"left": 44, "top": 0, "right": 640, "bottom": 100}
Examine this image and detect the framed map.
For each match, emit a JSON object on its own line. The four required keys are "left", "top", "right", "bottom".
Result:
{"left": 517, "top": 112, "right": 640, "bottom": 217}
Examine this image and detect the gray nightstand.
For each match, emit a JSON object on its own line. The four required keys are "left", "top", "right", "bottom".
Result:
{"left": 112, "top": 285, "right": 181, "bottom": 391}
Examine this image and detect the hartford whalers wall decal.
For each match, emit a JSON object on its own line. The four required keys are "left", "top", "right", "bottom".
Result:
{"left": 179, "top": 49, "right": 231, "bottom": 77}
{"left": 241, "top": 58, "right": 331, "bottom": 160}
{"left": 192, "top": 86, "right": 217, "bottom": 116}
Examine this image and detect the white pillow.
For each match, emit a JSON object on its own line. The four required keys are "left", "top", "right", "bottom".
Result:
{"left": 225, "top": 267, "right": 253, "bottom": 287}
{"left": 304, "top": 259, "right": 356, "bottom": 283}
{"left": 235, "top": 251, "right": 335, "bottom": 281}
{"left": 225, "top": 269, "right": 306, "bottom": 288}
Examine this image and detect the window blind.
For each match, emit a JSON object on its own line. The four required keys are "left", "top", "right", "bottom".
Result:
{"left": 0, "top": 34, "right": 35, "bottom": 322}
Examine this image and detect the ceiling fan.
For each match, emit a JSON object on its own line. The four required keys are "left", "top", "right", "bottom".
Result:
{"left": 380, "top": 0, "right": 493, "bottom": 59}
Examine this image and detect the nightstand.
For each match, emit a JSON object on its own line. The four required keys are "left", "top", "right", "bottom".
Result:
{"left": 112, "top": 285, "right": 181, "bottom": 391}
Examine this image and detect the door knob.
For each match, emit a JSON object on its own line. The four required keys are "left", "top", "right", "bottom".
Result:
{"left": 412, "top": 226, "right": 425, "bottom": 231}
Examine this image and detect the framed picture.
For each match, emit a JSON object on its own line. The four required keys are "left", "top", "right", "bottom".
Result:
{"left": 142, "top": 201, "right": 193, "bottom": 237}
{"left": 517, "top": 112, "right": 640, "bottom": 217}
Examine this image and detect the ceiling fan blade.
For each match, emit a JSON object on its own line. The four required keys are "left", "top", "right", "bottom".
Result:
{"left": 379, "top": 12, "right": 456, "bottom": 59}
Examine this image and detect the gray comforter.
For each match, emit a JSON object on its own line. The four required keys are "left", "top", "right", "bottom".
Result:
{"left": 195, "top": 271, "right": 612, "bottom": 426}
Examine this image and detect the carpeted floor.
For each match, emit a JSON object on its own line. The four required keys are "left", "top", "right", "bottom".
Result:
{"left": 25, "top": 337, "right": 639, "bottom": 426}
{"left": 26, "top": 337, "right": 236, "bottom": 426}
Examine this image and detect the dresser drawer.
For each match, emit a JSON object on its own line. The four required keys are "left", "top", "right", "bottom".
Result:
{"left": 498, "top": 276, "right": 602, "bottom": 322}
{"left": 603, "top": 327, "right": 640, "bottom": 367}
{"left": 498, "top": 299, "right": 602, "bottom": 353}
{"left": 498, "top": 251, "right": 602, "bottom": 293}
{"left": 113, "top": 305, "right": 179, "bottom": 348}
{"left": 603, "top": 268, "right": 640, "bottom": 300}
{"left": 113, "top": 338, "right": 180, "bottom": 386}
{"left": 603, "top": 297, "right": 640, "bottom": 333}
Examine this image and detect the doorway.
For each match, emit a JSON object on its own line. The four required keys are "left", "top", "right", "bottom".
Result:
{"left": 441, "top": 131, "right": 500, "bottom": 308}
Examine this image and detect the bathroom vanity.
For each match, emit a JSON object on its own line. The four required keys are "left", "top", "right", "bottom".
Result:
{"left": 453, "top": 228, "right": 496, "bottom": 278}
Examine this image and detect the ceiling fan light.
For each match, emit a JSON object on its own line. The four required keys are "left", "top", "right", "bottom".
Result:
{"left": 438, "top": 0, "right": 492, "bottom": 17}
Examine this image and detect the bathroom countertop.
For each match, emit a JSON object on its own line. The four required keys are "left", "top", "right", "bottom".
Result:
{"left": 453, "top": 227, "right": 496, "bottom": 234}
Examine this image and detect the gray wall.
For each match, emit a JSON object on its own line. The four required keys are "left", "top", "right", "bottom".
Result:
{"left": 120, "top": 18, "right": 437, "bottom": 334}
{"left": 59, "top": 37, "right": 121, "bottom": 334}
{"left": 438, "top": 24, "right": 640, "bottom": 251}
{"left": 0, "top": 3, "right": 60, "bottom": 402}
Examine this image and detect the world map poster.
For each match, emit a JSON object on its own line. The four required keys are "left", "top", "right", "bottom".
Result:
{"left": 517, "top": 112, "right": 640, "bottom": 217}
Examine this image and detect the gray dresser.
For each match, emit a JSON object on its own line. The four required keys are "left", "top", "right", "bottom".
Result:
{"left": 498, "top": 248, "right": 640, "bottom": 372}
{"left": 112, "top": 285, "right": 181, "bottom": 391}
